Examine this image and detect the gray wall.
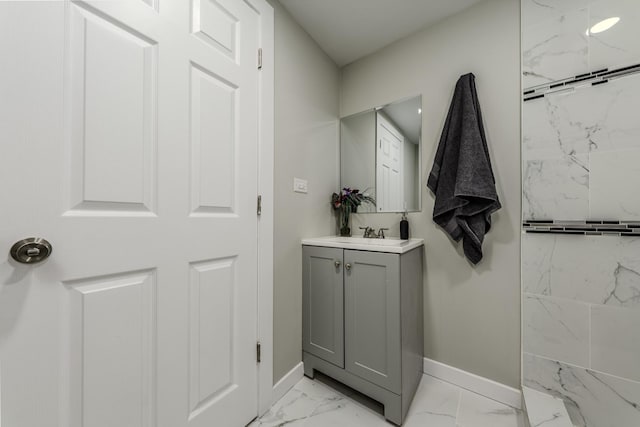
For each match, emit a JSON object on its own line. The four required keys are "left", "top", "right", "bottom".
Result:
{"left": 341, "top": 0, "right": 522, "bottom": 387}
{"left": 269, "top": 0, "right": 341, "bottom": 384}
{"left": 340, "top": 111, "right": 376, "bottom": 213}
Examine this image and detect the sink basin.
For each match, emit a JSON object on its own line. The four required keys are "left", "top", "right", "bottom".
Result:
{"left": 331, "top": 237, "right": 410, "bottom": 246}
{"left": 301, "top": 236, "right": 424, "bottom": 254}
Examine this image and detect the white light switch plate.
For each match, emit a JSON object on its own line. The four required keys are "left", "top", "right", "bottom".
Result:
{"left": 293, "top": 177, "right": 308, "bottom": 193}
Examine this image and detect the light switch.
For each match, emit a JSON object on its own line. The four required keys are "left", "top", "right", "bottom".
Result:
{"left": 294, "top": 177, "right": 308, "bottom": 193}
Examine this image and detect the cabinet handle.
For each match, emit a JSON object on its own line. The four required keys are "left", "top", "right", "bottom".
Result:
{"left": 334, "top": 260, "right": 341, "bottom": 268}
{"left": 345, "top": 263, "right": 352, "bottom": 271}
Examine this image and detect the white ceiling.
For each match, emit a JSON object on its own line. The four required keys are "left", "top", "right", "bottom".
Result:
{"left": 278, "top": 0, "right": 485, "bottom": 66}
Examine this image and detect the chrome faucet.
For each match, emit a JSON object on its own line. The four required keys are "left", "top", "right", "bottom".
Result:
{"left": 359, "top": 226, "right": 377, "bottom": 238}
{"left": 359, "top": 227, "right": 389, "bottom": 239}
{"left": 377, "top": 228, "right": 389, "bottom": 239}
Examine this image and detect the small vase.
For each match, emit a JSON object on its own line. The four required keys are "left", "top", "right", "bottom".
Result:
{"left": 339, "top": 206, "right": 352, "bottom": 236}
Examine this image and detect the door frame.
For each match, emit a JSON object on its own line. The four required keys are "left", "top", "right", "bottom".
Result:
{"left": 249, "top": 0, "right": 275, "bottom": 416}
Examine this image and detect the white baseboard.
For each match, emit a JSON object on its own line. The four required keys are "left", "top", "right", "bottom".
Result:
{"left": 271, "top": 362, "right": 304, "bottom": 406}
{"left": 423, "top": 357, "right": 522, "bottom": 410}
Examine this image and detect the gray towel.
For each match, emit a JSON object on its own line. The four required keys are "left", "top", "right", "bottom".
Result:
{"left": 427, "top": 73, "right": 501, "bottom": 265}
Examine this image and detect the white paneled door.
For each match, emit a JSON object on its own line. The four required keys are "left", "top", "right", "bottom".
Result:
{"left": 0, "top": 1, "right": 263, "bottom": 426}
{"left": 376, "top": 113, "right": 404, "bottom": 212}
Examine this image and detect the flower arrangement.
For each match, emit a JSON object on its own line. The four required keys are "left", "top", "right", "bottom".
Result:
{"left": 331, "top": 188, "right": 376, "bottom": 236}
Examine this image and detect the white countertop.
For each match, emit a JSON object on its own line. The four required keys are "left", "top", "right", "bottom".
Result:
{"left": 301, "top": 236, "right": 424, "bottom": 254}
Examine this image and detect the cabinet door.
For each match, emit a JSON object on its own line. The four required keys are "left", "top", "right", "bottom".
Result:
{"left": 344, "top": 250, "right": 401, "bottom": 393}
{"left": 302, "top": 246, "right": 344, "bottom": 368}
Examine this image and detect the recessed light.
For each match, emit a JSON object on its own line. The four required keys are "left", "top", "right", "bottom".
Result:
{"left": 587, "top": 17, "right": 620, "bottom": 35}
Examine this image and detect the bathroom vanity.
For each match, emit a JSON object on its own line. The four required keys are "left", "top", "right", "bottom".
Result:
{"left": 301, "top": 237, "right": 424, "bottom": 425}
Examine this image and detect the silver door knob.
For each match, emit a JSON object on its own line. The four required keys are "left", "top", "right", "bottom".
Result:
{"left": 345, "top": 263, "right": 352, "bottom": 271}
{"left": 10, "top": 237, "right": 53, "bottom": 264}
{"left": 335, "top": 260, "right": 341, "bottom": 268}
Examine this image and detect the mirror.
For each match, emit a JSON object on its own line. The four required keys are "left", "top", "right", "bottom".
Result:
{"left": 340, "top": 95, "right": 422, "bottom": 213}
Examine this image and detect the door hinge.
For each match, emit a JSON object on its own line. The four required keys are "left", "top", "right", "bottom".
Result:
{"left": 256, "top": 341, "right": 262, "bottom": 363}
{"left": 257, "top": 195, "right": 262, "bottom": 216}
{"left": 258, "top": 48, "right": 263, "bottom": 70}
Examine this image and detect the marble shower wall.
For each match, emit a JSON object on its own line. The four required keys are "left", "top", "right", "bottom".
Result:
{"left": 522, "top": 1, "right": 640, "bottom": 426}
{"left": 522, "top": 0, "right": 640, "bottom": 221}
{"left": 523, "top": 0, "right": 640, "bottom": 89}
{"left": 522, "top": 233, "right": 640, "bottom": 426}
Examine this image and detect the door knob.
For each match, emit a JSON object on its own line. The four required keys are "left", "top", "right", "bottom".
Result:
{"left": 334, "top": 260, "right": 341, "bottom": 268}
{"left": 345, "top": 263, "right": 352, "bottom": 271}
{"left": 10, "top": 237, "right": 53, "bottom": 264}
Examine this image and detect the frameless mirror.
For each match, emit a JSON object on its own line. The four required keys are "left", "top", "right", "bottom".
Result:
{"left": 340, "top": 95, "right": 422, "bottom": 213}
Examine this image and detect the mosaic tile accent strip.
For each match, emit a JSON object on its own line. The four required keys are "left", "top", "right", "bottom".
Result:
{"left": 523, "top": 63, "right": 640, "bottom": 100}
{"left": 523, "top": 220, "right": 640, "bottom": 236}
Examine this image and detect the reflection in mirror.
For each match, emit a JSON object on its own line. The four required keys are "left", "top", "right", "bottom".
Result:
{"left": 340, "top": 95, "right": 422, "bottom": 213}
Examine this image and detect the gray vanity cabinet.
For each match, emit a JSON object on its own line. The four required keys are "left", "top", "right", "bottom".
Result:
{"left": 302, "top": 244, "right": 424, "bottom": 426}
{"left": 344, "top": 250, "right": 401, "bottom": 393}
{"left": 302, "top": 246, "right": 344, "bottom": 368}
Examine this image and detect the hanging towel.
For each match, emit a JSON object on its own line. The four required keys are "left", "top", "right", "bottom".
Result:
{"left": 427, "top": 73, "right": 501, "bottom": 265}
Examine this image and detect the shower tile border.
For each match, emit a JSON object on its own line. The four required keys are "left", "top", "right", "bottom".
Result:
{"left": 523, "top": 62, "right": 640, "bottom": 100}
{"left": 523, "top": 220, "right": 640, "bottom": 236}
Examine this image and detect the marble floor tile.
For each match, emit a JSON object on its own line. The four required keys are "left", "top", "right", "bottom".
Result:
{"left": 456, "top": 389, "right": 525, "bottom": 427}
{"left": 403, "top": 375, "right": 460, "bottom": 427}
{"left": 249, "top": 376, "right": 385, "bottom": 427}
{"left": 251, "top": 374, "right": 524, "bottom": 427}
{"left": 522, "top": 386, "right": 572, "bottom": 427}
